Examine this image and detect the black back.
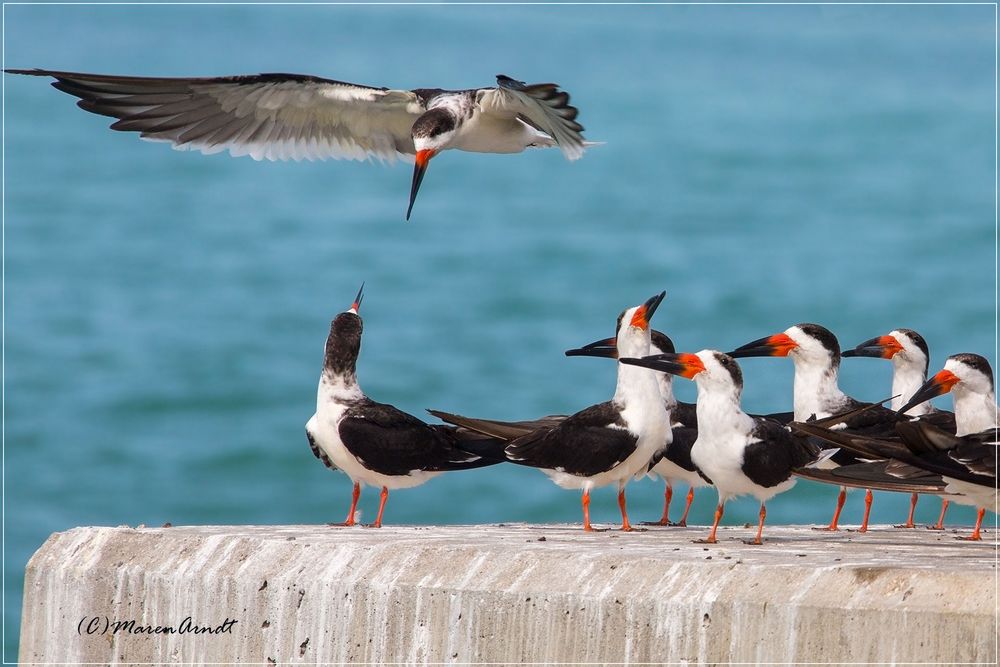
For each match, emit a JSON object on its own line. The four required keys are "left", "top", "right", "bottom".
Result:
{"left": 337, "top": 398, "right": 497, "bottom": 476}
{"left": 505, "top": 401, "right": 638, "bottom": 476}
{"left": 741, "top": 419, "right": 821, "bottom": 488}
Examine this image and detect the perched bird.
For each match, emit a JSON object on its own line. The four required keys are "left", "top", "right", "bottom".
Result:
{"left": 842, "top": 329, "right": 951, "bottom": 528}
{"left": 897, "top": 353, "right": 998, "bottom": 541}
{"left": 7, "top": 69, "right": 590, "bottom": 220}
{"left": 790, "top": 353, "right": 997, "bottom": 540}
{"left": 899, "top": 353, "right": 997, "bottom": 435}
{"left": 432, "top": 293, "right": 670, "bottom": 532}
{"left": 566, "top": 331, "right": 705, "bottom": 527}
{"left": 305, "top": 284, "right": 502, "bottom": 527}
{"left": 620, "top": 350, "right": 825, "bottom": 545}
{"left": 791, "top": 419, "right": 995, "bottom": 541}
{"left": 729, "top": 323, "right": 893, "bottom": 532}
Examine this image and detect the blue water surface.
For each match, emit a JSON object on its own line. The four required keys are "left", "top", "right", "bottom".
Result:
{"left": 3, "top": 4, "right": 995, "bottom": 659}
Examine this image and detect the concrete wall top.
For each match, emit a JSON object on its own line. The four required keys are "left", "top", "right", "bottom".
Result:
{"left": 19, "top": 523, "right": 998, "bottom": 664}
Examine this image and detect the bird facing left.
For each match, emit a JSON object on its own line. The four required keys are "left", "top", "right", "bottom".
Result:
{"left": 6, "top": 69, "right": 592, "bottom": 220}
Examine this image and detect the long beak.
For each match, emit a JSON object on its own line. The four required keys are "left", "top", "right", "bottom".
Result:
{"left": 620, "top": 352, "right": 706, "bottom": 379}
{"left": 843, "top": 335, "right": 903, "bottom": 359}
{"left": 406, "top": 149, "right": 436, "bottom": 221}
{"left": 728, "top": 332, "right": 798, "bottom": 358}
{"left": 630, "top": 291, "right": 666, "bottom": 330}
{"left": 897, "top": 369, "right": 960, "bottom": 415}
{"left": 565, "top": 336, "right": 617, "bottom": 358}
{"left": 349, "top": 282, "right": 365, "bottom": 314}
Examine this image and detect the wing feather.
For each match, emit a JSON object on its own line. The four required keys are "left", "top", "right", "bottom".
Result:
{"left": 477, "top": 75, "right": 586, "bottom": 160}
{"left": 12, "top": 69, "right": 425, "bottom": 163}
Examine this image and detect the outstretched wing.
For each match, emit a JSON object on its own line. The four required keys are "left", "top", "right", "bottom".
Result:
{"left": 476, "top": 75, "right": 586, "bottom": 160}
{"left": 9, "top": 69, "right": 425, "bottom": 163}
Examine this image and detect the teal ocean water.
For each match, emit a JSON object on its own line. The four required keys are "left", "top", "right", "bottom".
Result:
{"left": 3, "top": 4, "right": 995, "bottom": 658}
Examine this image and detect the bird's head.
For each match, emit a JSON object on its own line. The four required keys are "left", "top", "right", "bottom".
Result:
{"left": 621, "top": 350, "right": 742, "bottom": 394}
{"left": 899, "top": 353, "right": 995, "bottom": 413}
{"left": 407, "top": 109, "right": 457, "bottom": 220}
{"left": 729, "top": 322, "right": 840, "bottom": 370}
{"left": 843, "top": 329, "right": 929, "bottom": 376}
{"left": 324, "top": 283, "right": 365, "bottom": 376}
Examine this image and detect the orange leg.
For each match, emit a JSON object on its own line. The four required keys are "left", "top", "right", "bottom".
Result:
{"left": 748, "top": 503, "right": 766, "bottom": 545}
{"left": 816, "top": 486, "right": 847, "bottom": 531}
{"left": 582, "top": 489, "right": 593, "bottom": 532}
{"left": 655, "top": 482, "right": 673, "bottom": 525}
{"left": 331, "top": 482, "right": 361, "bottom": 527}
{"left": 960, "top": 507, "right": 986, "bottom": 541}
{"left": 698, "top": 501, "right": 724, "bottom": 544}
{"left": 678, "top": 487, "right": 695, "bottom": 527}
{"left": 859, "top": 489, "right": 873, "bottom": 533}
{"left": 618, "top": 484, "right": 634, "bottom": 532}
{"left": 898, "top": 493, "right": 918, "bottom": 529}
{"left": 372, "top": 486, "right": 389, "bottom": 528}
{"left": 929, "top": 499, "right": 950, "bottom": 530}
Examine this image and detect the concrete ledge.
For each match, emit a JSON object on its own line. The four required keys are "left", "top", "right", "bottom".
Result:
{"left": 19, "top": 524, "right": 998, "bottom": 664}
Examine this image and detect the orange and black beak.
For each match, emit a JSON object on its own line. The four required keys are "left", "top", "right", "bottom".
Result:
{"left": 348, "top": 282, "right": 364, "bottom": 314}
{"left": 629, "top": 291, "right": 666, "bottom": 331}
{"left": 729, "top": 332, "right": 798, "bottom": 358}
{"left": 620, "top": 352, "right": 706, "bottom": 379}
{"left": 565, "top": 336, "right": 617, "bottom": 359}
{"left": 843, "top": 335, "right": 903, "bottom": 359}
{"left": 406, "top": 149, "right": 437, "bottom": 221}
{"left": 897, "top": 369, "right": 960, "bottom": 415}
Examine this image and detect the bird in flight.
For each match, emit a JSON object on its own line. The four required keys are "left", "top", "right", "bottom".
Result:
{"left": 7, "top": 69, "right": 591, "bottom": 220}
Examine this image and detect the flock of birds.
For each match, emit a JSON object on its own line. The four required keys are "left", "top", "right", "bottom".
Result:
{"left": 305, "top": 287, "right": 997, "bottom": 545}
{"left": 9, "top": 68, "right": 996, "bottom": 544}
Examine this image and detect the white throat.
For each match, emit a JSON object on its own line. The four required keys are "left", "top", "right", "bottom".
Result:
{"left": 792, "top": 357, "right": 847, "bottom": 420}
{"left": 952, "top": 385, "right": 999, "bottom": 436}
{"left": 891, "top": 358, "right": 930, "bottom": 415}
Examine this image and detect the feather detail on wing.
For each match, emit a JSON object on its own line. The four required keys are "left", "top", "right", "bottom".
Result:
{"left": 11, "top": 69, "right": 426, "bottom": 163}
{"left": 477, "top": 75, "right": 586, "bottom": 160}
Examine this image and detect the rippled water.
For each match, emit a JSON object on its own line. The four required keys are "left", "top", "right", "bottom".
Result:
{"left": 3, "top": 4, "right": 995, "bottom": 658}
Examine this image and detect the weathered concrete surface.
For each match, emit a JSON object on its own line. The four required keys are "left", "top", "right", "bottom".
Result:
{"left": 19, "top": 523, "right": 998, "bottom": 664}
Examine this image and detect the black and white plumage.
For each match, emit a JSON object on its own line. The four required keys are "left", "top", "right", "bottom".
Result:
{"left": 7, "top": 69, "right": 590, "bottom": 220}
{"left": 620, "top": 350, "right": 823, "bottom": 545}
{"left": 728, "top": 322, "right": 902, "bottom": 532}
{"left": 841, "top": 328, "right": 955, "bottom": 528}
{"left": 566, "top": 329, "right": 706, "bottom": 526}
{"left": 899, "top": 353, "right": 998, "bottom": 437}
{"left": 305, "top": 284, "right": 501, "bottom": 527}
{"left": 431, "top": 293, "right": 670, "bottom": 532}
{"left": 790, "top": 417, "right": 996, "bottom": 541}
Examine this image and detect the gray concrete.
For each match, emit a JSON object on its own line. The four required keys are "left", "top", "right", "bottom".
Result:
{"left": 19, "top": 523, "right": 998, "bottom": 664}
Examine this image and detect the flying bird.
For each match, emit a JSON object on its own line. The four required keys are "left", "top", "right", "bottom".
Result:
{"left": 7, "top": 69, "right": 591, "bottom": 220}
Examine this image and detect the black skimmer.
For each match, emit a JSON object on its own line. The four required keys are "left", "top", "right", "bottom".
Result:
{"left": 728, "top": 323, "right": 898, "bottom": 533}
{"left": 566, "top": 331, "right": 706, "bottom": 527}
{"left": 7, "top": 69, "right": 590, "bottom": 220}
{"left": 305, "top": 284, "right": 502, "bottom": 527}
{"left": 432, "top": 292, "right": 670, "bottom": 532}
{"left": 842, "top": 329, "right": 952, "bottom": 528}
{"left": 620, "top": 350, "right": 825, "bottom": 545}
{"left": 791, "top": 418, "right": 996, "bottom": 541}
{"left": 897, "top": 353, "right": 998, "bottom": 540}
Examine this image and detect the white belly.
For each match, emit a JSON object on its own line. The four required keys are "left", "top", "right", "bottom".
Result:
{"left": 450, "top": 114, "right": 537, "bottom": 154}
{"left": 306, "top": 411, "right": 441, "bottom": 491}
{"left": 691, "top": 435, "right": 795, "bottom": 504}
{"left": 649, "top": 458, "right": 710, "bottom": 488}
{"left": 943, "top": 478, "right": 998, "bottom": 509}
